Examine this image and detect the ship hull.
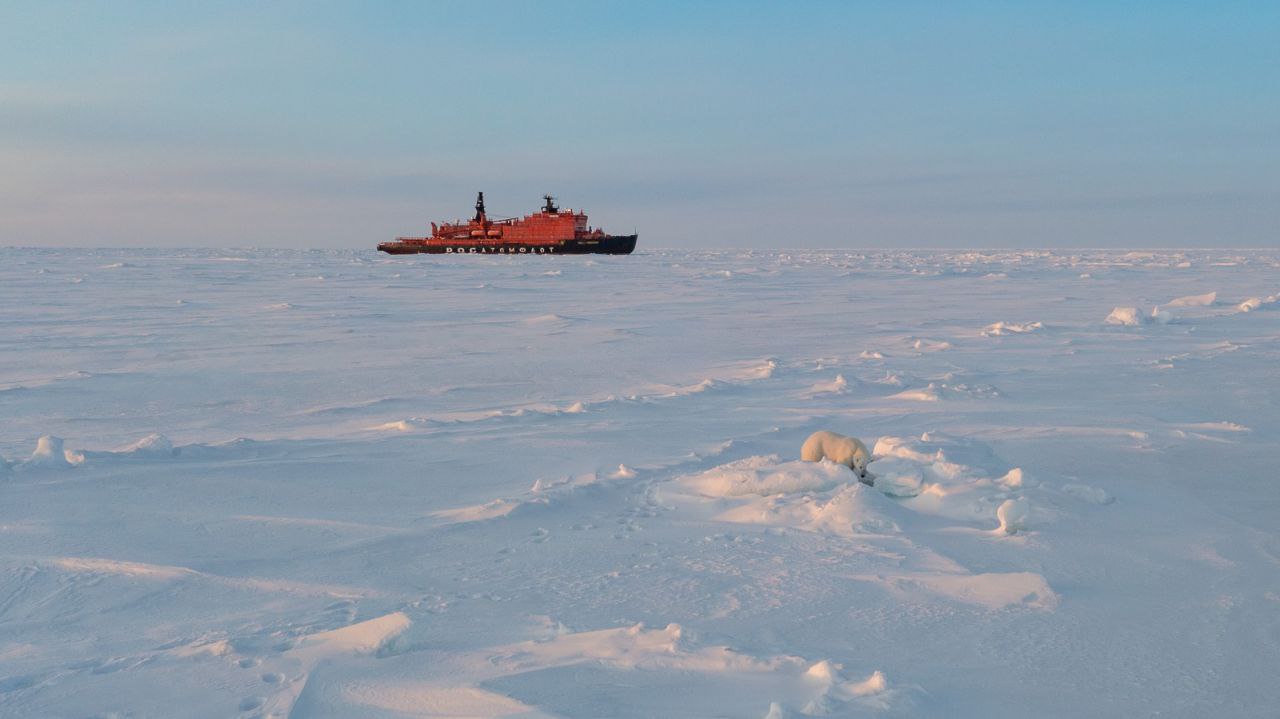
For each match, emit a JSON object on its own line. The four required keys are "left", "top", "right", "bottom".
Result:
{"left": 378, "top": 234, "right": 637, "bottom": 256}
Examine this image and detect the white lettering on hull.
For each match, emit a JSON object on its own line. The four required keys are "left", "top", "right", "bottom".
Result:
{"left": 445, "top": 246, "right": 558, "bottom": 254}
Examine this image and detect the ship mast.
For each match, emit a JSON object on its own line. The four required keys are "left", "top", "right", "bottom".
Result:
{"left": 473, "top": 191, "right": 487, "bottom": 223}
{"left": 542, "top": 194, "right": 558, "bottom": 214}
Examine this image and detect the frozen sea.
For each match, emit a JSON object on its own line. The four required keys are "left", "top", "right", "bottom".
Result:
{"left": 2, "top": 247, "right": 1279, "bottom": 717}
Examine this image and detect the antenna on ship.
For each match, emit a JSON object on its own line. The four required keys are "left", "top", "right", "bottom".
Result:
{"left": 473, "top": 191, "right": 487, "bottom": 222}
{"left": 542, "top": 194, "right": 558, "bottom": 214}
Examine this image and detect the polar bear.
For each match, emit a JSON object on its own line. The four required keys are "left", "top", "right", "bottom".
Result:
{"left": 801, "top": 430, "right": 871, "bottom": 481}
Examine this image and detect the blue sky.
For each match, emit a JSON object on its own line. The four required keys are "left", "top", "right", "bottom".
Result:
{"left": 2, "top": 1, "right": 1277, "bottom": 247}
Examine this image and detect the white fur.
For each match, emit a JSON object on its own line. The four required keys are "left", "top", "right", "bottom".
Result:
{"left": 801, "top": 431, "right": 871, "bottom": 479}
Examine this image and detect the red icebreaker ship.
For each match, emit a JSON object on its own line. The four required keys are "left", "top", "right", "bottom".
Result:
{"left": 378, "top": 193, "right": 638, "bottom": 255}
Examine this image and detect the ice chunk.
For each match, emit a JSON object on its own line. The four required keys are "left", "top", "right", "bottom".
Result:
{"left": 1105, "top": 307, "right": 1143, "bottom": 326}
{"left": 999, "top": 467, "right": 1025, "bottom": 488}
{"left": 997, "top": 498, "right": 1030, "bottom": 534}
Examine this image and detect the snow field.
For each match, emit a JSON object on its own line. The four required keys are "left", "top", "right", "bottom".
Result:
{"left": 2, "top": 248, "right": 1280, "bottom": 717}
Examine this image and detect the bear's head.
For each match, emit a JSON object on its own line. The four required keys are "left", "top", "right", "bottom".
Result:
{"left": 853, "top": 454, "right": 867, "bottom": 479}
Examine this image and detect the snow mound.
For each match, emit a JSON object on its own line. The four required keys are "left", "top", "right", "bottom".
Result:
{"left": 670, "top": 455, "right": 900, "bottom": 536}
{"left": 876, "top": 433, "right": 984, "bottom": 471}
{"left": 889, "top": 384, "right": 944, "bottom": 402}
{"left": 1105, "top": 307, "right": 1144, "bottom": 326}
{"left": 51, "top": 556, "right": 196, "bottom": 580}
{"left": 805, "top": 373, "right": 849, "bottom": 396}
{"left": 1166, "top": 291, "right": 1217, "bottom": 307}
{"left": 1062, "top": 482, "right": 1114, "bottom": 505}
{"left": 684, "top": 358, "right": 778, "bottom": 384}
{"left": 872, "top": 371, "right": 906, "bottom": 387}
{"left": 681, "top": 456, "right": 853, "bottom": 497}
{"left": 716, "top": 482, "right": 900, "bottom": 536}
{"left": 432, "top": 498, "right": 522, "bottom": 524}
{"left": 1106, "top": 306, "right": 1174, "bottom": 326}
{"left": 911, "top": 338, "right": 952, "bottom": 352}
{"left": 996, "top": 498, "right": 1031, "bottom": 534}
{"left": 741, "top": 358, "right": 778, "bottom": 380}
{"left": 368, "top": 400, "right": 588, "bottom": 431}
{"left": 115, "top": 433, "right": 177, "bottom": 457}
{"left": 369, "top": 419, "right": 419, "bottom": 432}
{"left": 864, "top": 456, "right": 925, "bottom": 497}
{"left": 651, "top": 378, "right": 719, "bottom": 399}
{"left": 289, "top": 611, "right": 411, "bottom": 661}
{"left": 872, "top": 434, "right": 1044, "bottom": 527}
{"left": 982, "top": 321, "right": 1043, "bottom": 336}
{"left": 408, "top": 624, "right": 911, "bottom": 717}
{"left": 852, "top": 571, "right": 1058, "bottom": 611}
{"left": 281, "top": 621, "right": 901, "bottom": 718}
{"left": 1237, "top": 294, "right": 1277, "bottom": 312}
{"left": 18, "top": 435, "right": 84, "bottom": 470}
{"left": 337, "top": 686, "right": 531, "bottom": 716}
{"left": 252, "top": 612, "right": 415, "bottom": 715}
{"left": 889, "top": 382, "right": 1000, "bottom": 402}
{"left": 610, "top": 464, "right": 638, "bottom": 479}
{"left": 999, "top": 467, "right": 1025, "bottom": 488}
{"left": 522, "top": 313, "right": 573, "bottom": 325}
{"left": 1177, "top": 421, "right": 1250, "bottom": 433}
{"left": 800, "top": 661, "right": 896, "bottom": 714}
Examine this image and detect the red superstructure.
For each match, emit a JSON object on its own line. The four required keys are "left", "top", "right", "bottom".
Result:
{"left": 378, "top": 193, "right": 637, "bottom": 255}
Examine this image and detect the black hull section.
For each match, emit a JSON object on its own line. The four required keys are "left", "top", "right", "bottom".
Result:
{"left": 378, "top": 234, "right": 637, "bottom": 256}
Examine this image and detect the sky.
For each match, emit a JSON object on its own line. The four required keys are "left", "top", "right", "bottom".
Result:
{"left": 2, "top": 1, "right": 1277, "bottom": 248}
